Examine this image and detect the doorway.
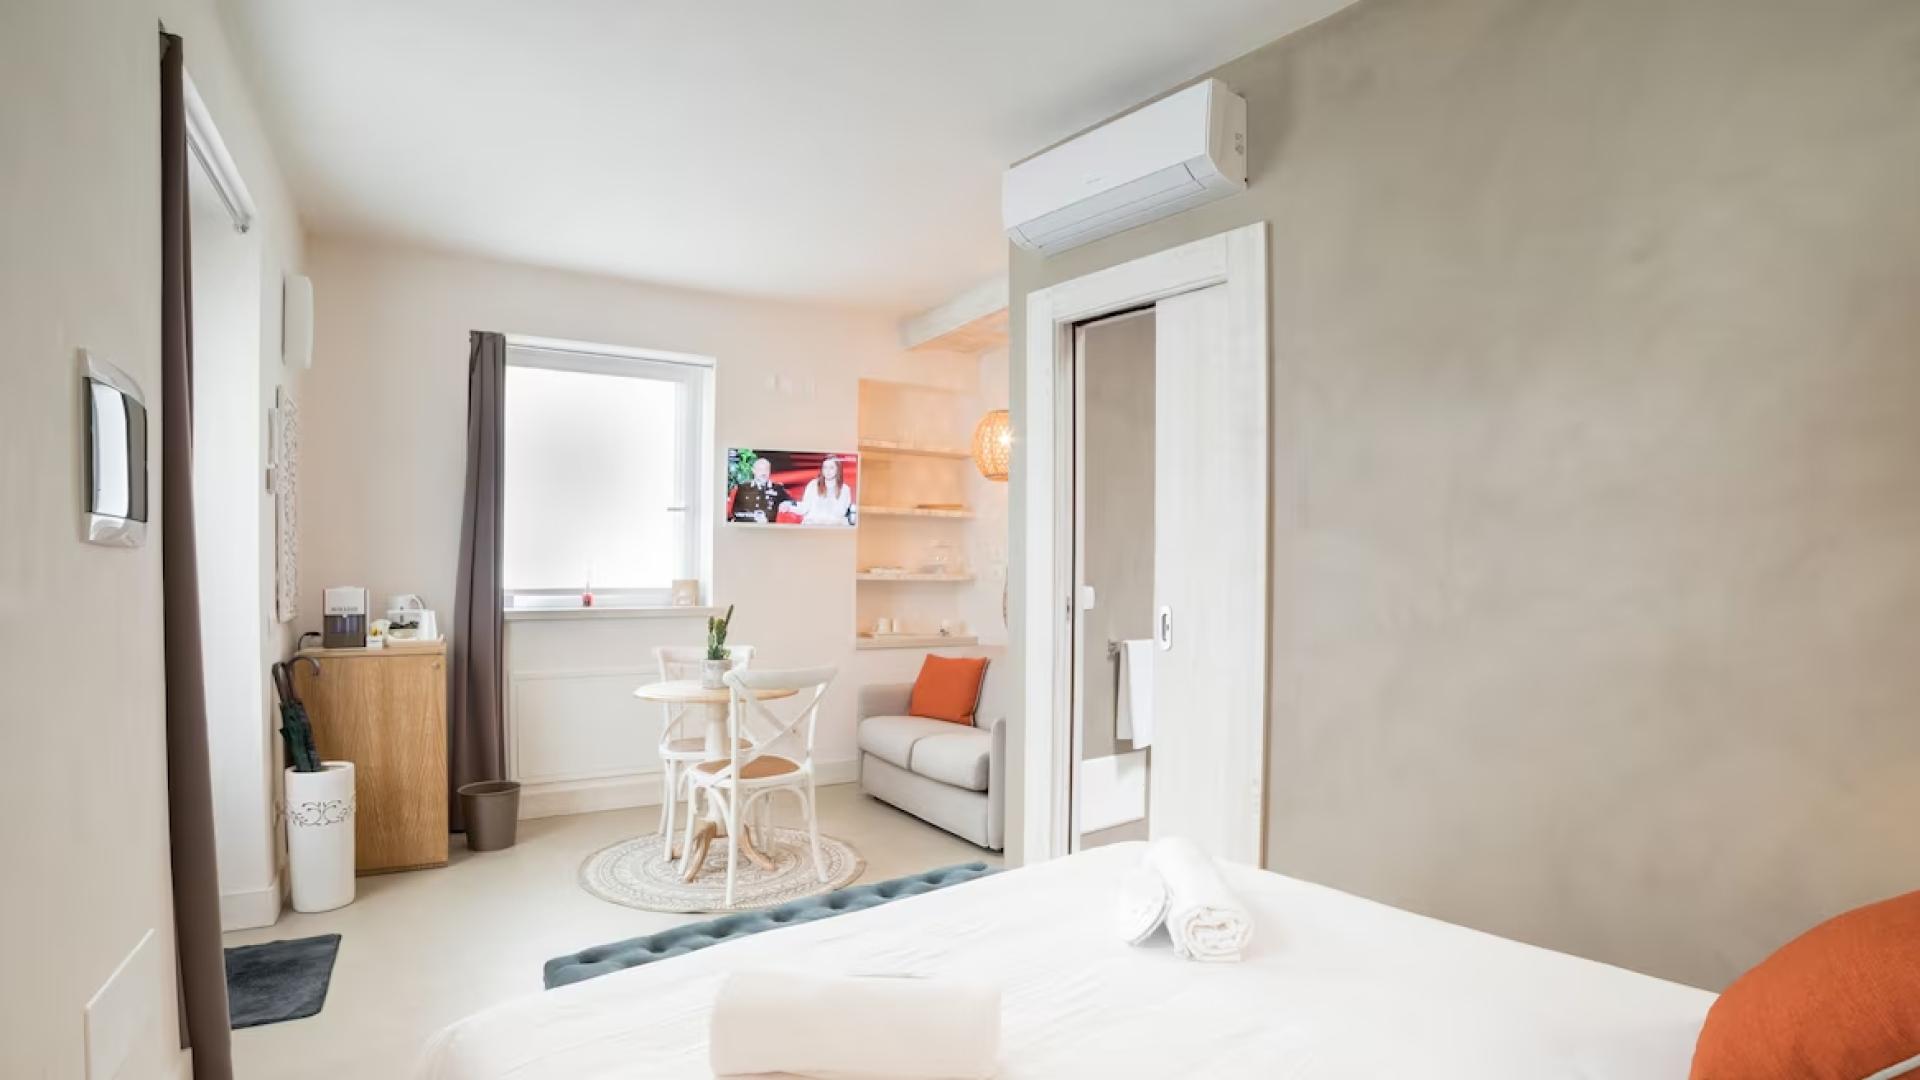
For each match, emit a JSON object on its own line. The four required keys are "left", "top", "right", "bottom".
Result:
{"left": 1021, "top": 223, "right": 1269, "bottom": 865}
{"left": 186, "top": 80, "right": 279, "bottom": 931}
{"left": 1070, "top": 309, "right": 1155, "bottom": 850}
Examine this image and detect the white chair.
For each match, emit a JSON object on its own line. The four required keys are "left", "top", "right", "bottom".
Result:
{"left": 679, "top": 665, "right": 835, "bottom": 908}
{"left": 653, "top": 644, "right": 755, "bottom": 847}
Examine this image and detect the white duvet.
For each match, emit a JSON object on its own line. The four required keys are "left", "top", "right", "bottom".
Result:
{"left": 417, "top": 843, "right": 1712, "bottom": 1079}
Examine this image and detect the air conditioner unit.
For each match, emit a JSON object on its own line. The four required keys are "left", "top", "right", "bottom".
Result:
{"left": 1004, "top": 79, "right": 1246, "bottom": 256}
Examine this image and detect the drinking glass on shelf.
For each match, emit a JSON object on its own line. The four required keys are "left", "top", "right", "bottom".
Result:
{"left": 924, "top": 540, "right": 956, "bottom": 576}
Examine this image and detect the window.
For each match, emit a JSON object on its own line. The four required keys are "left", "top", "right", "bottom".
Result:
{"left": 503, "top": 339, "right": 711, "bottom": 609}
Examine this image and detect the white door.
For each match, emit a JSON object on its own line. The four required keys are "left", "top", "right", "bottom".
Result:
{"left": 1148, "top": 283, "right": 1267, "bottom": 863}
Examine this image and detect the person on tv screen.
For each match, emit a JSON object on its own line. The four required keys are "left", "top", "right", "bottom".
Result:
{"left": 730, "top": 456, "right": 791, "bottom": 524}
{"left": 782, "top": 455, "right": 854, "bottom": 526}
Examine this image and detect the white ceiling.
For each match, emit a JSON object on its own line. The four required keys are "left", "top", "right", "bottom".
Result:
{"left": 219, "top": 0, "right": 1353, "bottom": 313}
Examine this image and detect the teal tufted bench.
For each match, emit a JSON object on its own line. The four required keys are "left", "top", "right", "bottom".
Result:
{"left": 544, "top": 861, "right": 1000, "bottom": 989}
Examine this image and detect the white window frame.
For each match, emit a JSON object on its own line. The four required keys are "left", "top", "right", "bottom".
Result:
{"left": 502, "top": 334, "right": 715, "bottom": 612}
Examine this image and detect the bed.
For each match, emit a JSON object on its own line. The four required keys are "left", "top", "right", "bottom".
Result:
{"left": 417, "top": 842, "right": 1713, "bottom": 1078}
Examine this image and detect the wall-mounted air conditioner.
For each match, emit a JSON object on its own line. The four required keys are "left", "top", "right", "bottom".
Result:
{"left": 1003, "top": 78, "right": 1246, "bottom": 256}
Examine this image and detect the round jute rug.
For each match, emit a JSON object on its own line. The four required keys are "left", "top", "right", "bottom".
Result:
{"left": 579, "top": 827, "right": 864, "bottom": 914}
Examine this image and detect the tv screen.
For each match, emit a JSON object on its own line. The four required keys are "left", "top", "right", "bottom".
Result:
{"left": 725, "top": 448, "right": 858, "bottom": 528}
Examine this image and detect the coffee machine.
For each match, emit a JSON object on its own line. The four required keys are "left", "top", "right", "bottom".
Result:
{"left": 323, "top": 586, "right": 369, "bottom": 648}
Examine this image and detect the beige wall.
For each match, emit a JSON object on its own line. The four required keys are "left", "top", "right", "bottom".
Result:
{"left": 297, "top": 238, "right": 1004, "bottom": 781}
{"left": 1009, "top": 0, "right": 1920, "bottom": 989}
{"left": 0, "top": 0, "right": 304, "bottom": 1073}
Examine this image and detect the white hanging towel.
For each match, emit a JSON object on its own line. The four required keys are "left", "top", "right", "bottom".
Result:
{"left": 1116, "top": 639, "right": 1156, "bottom": 748}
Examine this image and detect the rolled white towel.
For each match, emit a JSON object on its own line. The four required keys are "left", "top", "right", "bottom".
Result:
{"left": 710, "top": 970, "right": 1000, "bottom": 1079}
{"left": 1114, "top": 862, "right": 1170, "bottom": 945}
{"left": 1145, "top": 837, "right": 1254, "bottom": 962}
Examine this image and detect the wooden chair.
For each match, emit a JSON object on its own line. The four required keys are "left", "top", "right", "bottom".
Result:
{"left": 653, "top": 644, "right": 754, "bottom": 846}
{"left": 679, "top": 666, "right": 835, "bottom": 907}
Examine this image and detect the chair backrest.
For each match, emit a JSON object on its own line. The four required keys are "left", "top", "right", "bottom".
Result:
{"left": 720, "top": 666, "right": 836, "bottom": 774}
{"left": 654, "top": 645, "right": 755, "bottom": 742}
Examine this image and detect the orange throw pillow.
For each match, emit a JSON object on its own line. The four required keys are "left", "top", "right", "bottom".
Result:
{"left": 1691, "top": 890, "right": 1920, "bottom": 1080}
{"left": 907, "top": 656, "right": 988, "bottom": 725}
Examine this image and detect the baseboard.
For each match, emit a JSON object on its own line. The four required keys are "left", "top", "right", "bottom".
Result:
{"left": 219, "top": 880, "right": 282, "bottom": 932}
{"left": 815, "top": 759, "right": 859, "bottom": 786}
{"left": 518, "top": 773, "right": 664, "bottom": 820}
{"left": 519, "top": 759, "right": 861, "bottom": 820}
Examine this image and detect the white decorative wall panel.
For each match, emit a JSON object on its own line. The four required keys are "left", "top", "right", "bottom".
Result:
{"left": 509, "top": 667, "right": 661, "bottom": 784}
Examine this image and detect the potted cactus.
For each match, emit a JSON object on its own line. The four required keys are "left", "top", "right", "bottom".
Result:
{"left": 702, "top": 604, "right": 736, "bottom": 688}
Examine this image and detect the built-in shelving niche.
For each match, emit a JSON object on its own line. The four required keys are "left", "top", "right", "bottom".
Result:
{"left": 855, "top": 378, "right": 985, "bottom": 648}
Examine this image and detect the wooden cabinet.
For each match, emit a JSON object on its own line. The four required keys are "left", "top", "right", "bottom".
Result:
{"left": 294, "top": 641, "right": 448, "bottom": 873}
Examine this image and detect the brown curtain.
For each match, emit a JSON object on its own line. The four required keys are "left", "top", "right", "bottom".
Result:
{"left": 160, "top": 31, "right": 234, "bottom": 1080}
{"left": 450, "top": 331, "right": 507, "bottom": 831}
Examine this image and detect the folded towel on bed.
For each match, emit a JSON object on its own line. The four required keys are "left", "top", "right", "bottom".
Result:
{"left": 1114, "top": 863, "right": 1170, "bottom": 945}
{"left": 710, "top": 970, "right": 1000, "bottom": 1079}
{"left": 1146, "top": 837, "right": 1254, "bottom": 963}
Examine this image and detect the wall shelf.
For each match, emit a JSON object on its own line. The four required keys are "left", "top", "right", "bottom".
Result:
{"left": 855, "top": 374, "right": 999, "bottom": 653}
{"left": 859, "top": 439, "right": 971, "bottom": 460}
{"left": 863, "top": 505, "right": 974, "bottom": 520}
{"left": 857, "top": 633, "right": 980, "bottom": 651}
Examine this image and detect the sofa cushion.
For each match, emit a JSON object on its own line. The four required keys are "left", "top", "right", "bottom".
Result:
{"left": 858, "top": 715, "right": 992, "bottom": 791}
{"left": 908, "top": 655, "right": 989, "bottom": 724}
{"left": 858, "top": 715, "right": 961, "bottom": 772}
{"left": 909, "top": 727, "right": 992, "bottom": 791}
{"left": 862, "top": 754, "right": 992, "bottom": 847}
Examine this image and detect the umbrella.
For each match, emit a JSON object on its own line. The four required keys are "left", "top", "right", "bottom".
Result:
{"left": 271, "top": 657, "right": 324, "bottom": 773}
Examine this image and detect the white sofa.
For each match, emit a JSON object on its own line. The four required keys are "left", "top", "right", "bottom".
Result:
{"left": 856, "top": 679, "right": 1005, "bottom": 850}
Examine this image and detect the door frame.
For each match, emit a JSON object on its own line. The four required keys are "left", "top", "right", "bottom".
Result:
{"left": 1020, "top": 222, "right": 1269, "bottom": 864}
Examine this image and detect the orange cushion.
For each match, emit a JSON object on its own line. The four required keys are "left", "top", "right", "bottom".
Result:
{"left": 1690, "top": 890, "right": 1920, "bottom": 1080}
{"left": 907, "top": 656, "right": 988, "bottom": 725}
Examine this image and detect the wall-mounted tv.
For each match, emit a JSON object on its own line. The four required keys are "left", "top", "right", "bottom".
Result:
{"left": 725, "top": 448, "right": 858, "bottom": 528}
{"left": 82, "top": 350, "right": 149, "bottom": 547}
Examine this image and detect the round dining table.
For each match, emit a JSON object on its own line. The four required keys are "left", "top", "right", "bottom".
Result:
{"left": 632, "top": 679, "right": 798, "bottom": 882}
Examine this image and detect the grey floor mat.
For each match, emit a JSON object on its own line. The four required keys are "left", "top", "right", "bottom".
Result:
{"left": 225, "top": 933, "right": 341, "bottom": 1029}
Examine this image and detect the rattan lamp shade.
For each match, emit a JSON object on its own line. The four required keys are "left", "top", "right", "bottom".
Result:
{"left": 971, "top": 409, "right": 1012, "bottom": 481}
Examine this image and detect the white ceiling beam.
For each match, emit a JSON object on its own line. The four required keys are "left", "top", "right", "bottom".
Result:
{"left": 901, "top": 275, "right": 1010, "bottom": 353}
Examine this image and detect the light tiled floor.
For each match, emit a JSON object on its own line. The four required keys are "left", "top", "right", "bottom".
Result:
{"left": 225, "top": 784, "right": 997, "bottom": 1080}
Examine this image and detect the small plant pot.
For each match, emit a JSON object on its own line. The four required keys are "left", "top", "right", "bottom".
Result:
{"left": 285, "top": 761, "right": 355, "bottom": 913}
{"left": 701, "top": 658, "right": 730, "bottom": 689}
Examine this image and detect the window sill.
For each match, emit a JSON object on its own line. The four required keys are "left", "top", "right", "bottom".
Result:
{"left": 505, "top": 605, "right": 720, "bottom": 623}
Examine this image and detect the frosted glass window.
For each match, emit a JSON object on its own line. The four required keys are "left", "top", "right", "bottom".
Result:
{"left": 502, "top": 356, "right": 702, "bottom": 604}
